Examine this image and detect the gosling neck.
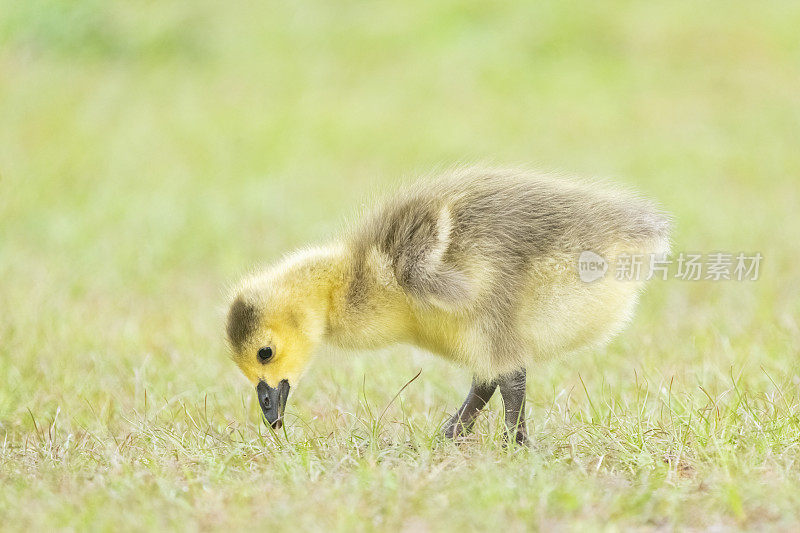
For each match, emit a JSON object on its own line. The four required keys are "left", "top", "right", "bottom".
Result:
{"left": 321, "top": 245, "right": 416, "bottom": 351}
{"left": 284, "top": 242, "right": 414, "bottom": 350}
{"left": 280, "top": 243, "right": 351, "bottom": 324}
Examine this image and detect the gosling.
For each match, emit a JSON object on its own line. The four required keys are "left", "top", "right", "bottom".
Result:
{"left": 225, "top": 167, "right": 670, "bottom": 445}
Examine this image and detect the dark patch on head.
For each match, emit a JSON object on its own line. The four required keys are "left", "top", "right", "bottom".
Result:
{"left": 286, "top": 310, "right": 300, "bottom": 329}
{"left": 226, "top": 297, "right": 260, "bottom": 351}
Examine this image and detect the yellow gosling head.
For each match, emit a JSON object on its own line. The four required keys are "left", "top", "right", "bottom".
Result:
{"left": 225, "top": 253, "right": 332, "bottom": 428}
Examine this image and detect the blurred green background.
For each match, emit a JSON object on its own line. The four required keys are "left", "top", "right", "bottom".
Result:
{"left": 2, "top": 1, "right": 800, "bottom": 530}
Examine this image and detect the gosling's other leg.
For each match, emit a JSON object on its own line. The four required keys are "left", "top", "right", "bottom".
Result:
{"left": 497, "top": 368, "right": 529, "bottom": 446}
{"left": 443, "top": 377, "right": 497, "bottom": 439}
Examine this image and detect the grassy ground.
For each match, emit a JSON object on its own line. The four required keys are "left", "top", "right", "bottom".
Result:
{"left": 2, "top": 1, "right": 800, "bottom": 530}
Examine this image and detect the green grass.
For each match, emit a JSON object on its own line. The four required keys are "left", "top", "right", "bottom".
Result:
{"left": 2, "top": 1, "right": 800, "bottom": 530}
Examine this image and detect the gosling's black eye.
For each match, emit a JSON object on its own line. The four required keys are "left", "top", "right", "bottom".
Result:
{"left": 257, "top": 346, "right": 274, "bottom": 363}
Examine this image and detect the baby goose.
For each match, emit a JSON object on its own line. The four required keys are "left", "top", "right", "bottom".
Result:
{"left": 225, "top": 167, "right": 670, "bottom": 444}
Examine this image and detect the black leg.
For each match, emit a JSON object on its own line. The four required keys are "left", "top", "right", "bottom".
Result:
{"left": 497, "top": 368, "right": 529, "bottom": 446}
{"left": 443, "top": 376, "right": 497, "bottom": 439}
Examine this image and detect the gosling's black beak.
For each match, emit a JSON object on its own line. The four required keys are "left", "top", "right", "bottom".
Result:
{"left": 256, "top": 379, "right": 290, "bottom": 430}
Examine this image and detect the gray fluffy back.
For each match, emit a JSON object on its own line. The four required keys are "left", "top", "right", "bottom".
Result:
{"left": 343, "top": 167, "right": 671, "bottom": 374}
